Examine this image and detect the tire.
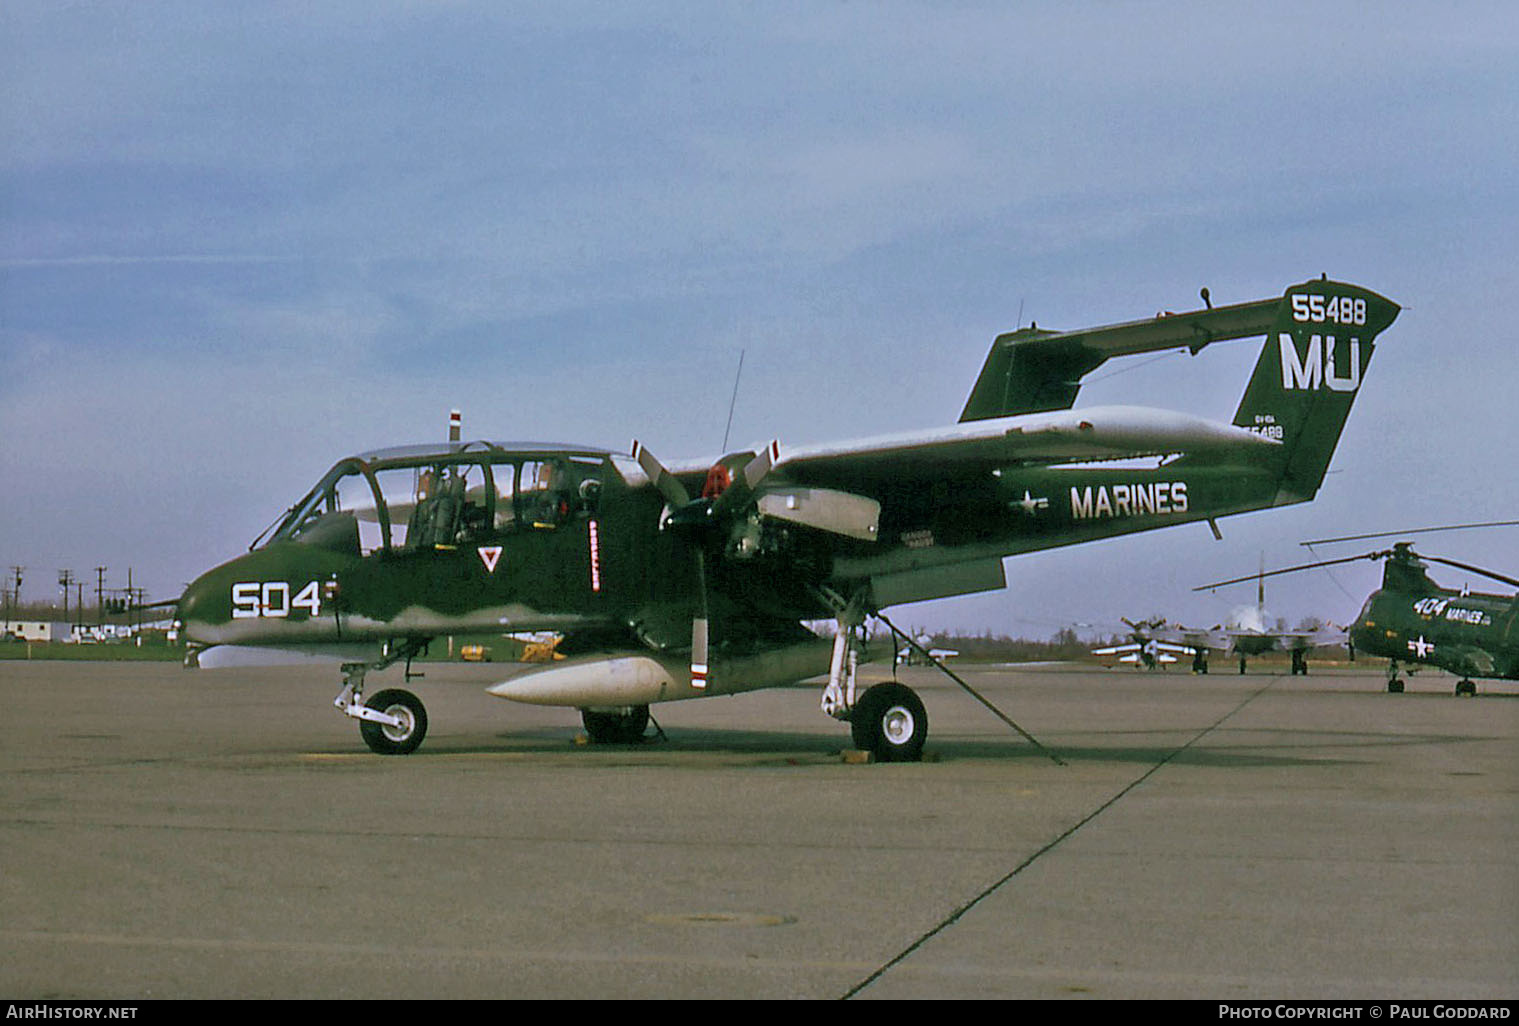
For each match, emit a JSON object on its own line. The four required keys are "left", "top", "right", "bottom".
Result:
{"left": 359, "top": 689, "right": 428, "bottom": 755}
{"left": 1455, "top": 680, "right": 1476, "bottom": 697}
{"left": 849, "top": 682, "right": 927, "bottom": 763}
{"left": 1387, "top": 679, "right": 1404, "bottom": 694}
{"left": 581, "top": 705, "right": 650, "bottom": 744}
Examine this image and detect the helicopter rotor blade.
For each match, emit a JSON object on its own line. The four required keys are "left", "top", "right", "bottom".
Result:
{"left": 1194, "top": 551, "right": 1388, "bottom": 591}
{"left": 1414, "top": 554, "right": 1519, "bottom": 591}
{"left": 1302, "top": 520, "right": 1519, "bottom": 546}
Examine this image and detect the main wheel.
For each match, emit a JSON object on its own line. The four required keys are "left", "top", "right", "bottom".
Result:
{"left": 359, "top": 689, "right": 428, "bottom": 755}
{"left": 1387, "top": 678, "right": 1404, "bottom": 694}
{"left": 1455, "top": 680, "right": 1477, "bottom": 697}
{"left": 849, "top": 682, "right": 927, "bottom": 763}
{"left": 581, "top": 705, "right": 650, "bottom": 744}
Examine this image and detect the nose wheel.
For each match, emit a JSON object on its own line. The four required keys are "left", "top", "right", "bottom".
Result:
{"left": 335, "top": 643, "right": 432, "bottom": 755}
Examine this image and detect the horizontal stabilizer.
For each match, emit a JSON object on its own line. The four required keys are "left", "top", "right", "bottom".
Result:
{"left": 962, "top": 295, "right": 1280, "bottom": 421}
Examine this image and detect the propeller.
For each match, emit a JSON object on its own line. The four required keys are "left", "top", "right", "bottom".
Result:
{"left": 630, "top": 439, "right": 781, "bottom": 690}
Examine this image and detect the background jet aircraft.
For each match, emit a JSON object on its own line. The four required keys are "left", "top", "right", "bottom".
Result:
{"left": 174, "top": 277, "right": 1399, "bottom": 759}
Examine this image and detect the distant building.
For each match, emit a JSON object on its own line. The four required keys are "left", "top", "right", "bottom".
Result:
{"left": 9, "top": 622, "right": 73, "bottom": 643}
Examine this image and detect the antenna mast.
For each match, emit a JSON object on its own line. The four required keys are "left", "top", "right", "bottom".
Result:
{"left": 721, "top": 349, "right": 746, "bottom": 451}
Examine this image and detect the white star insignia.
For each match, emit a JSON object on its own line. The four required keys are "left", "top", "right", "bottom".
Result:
{"left": 1017, "top": 490, "right": 1048, "bottom": 515}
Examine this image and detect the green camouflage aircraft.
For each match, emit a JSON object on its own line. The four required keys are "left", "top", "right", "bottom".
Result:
{"left": 1201, "top": 535, "right": 1519, "bottom": 695}
{"left": 175, "top": 277, "right": 1399, "bottom": 758}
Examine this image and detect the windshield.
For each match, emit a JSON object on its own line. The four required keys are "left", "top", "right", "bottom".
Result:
{"left": 263, "top": 450, "right": 607, "bottom": 554}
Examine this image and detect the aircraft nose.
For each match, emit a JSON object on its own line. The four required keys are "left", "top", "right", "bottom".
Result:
{"left": 176, "top": 571, "right": 223, "bottom": 642}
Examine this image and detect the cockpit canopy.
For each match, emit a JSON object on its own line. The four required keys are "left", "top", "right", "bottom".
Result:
{"left": 263, "top": 442, "right": 629, "bottom": 555}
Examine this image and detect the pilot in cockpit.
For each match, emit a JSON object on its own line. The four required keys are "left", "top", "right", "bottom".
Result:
{"left": 531, "top": 461, "right": 572, "bottom": 528}
{"left": 409, "top": 466, "right": 468, "bottom": 548}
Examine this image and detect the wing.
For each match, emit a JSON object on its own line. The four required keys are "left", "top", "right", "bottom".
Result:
{"left": 1156, "top": 625, "right": 1231, "bottom": 650}
{"left": 763, "top": 404, "right": 1280, "bottom": 487}
{"left": 1093, "top": 643, "right": 1143, "bottom": 656}
{"left": 1094, "top": 641, "right": 1193, "bottom": 657}
{"left": 1225, "top": 625, "right": 1346, "bottom": 650}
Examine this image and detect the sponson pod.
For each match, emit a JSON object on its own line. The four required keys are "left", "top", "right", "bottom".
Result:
{"left": 487, "top": 637, "right": 833, "bottom": 707}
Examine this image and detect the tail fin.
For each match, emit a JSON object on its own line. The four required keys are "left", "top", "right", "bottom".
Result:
{"left": 1231, "top": 278, "right": 1400, "bottom": 504}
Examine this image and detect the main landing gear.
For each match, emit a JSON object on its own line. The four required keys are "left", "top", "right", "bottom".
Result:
{"left": 336, "top": 640, "right": 431, "bottom": 755}
{"left": 818, "top": 591, "right": 928, "bottom": 762}
{"left": 848, "top": 681, "right": 928, "bottom": 762}
{"left": 1385, "top": 661, "right": 1476, "bottom": 696}
{"left": 580, "top": 705, "right": 652, "bottom": 744}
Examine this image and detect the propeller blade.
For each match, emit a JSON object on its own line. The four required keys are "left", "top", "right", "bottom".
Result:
{"left": 690, "top": 550, "right": 710, "bottom": 690}
{"left": 630, "top": 440, "right": 691, "bottom": 509}
{"left": 709, "top": 439, "right": 780, "bottom": 520}
{"left": 691, "top": 618, "right": 709, "bottom": 690}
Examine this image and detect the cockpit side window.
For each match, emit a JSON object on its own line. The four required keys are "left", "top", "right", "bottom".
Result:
{"left": 491, "top": 455, "right": 604, "bottom": 530}
{"left": 520, "top": 459, "right": 570, "bottom": 527}
{"left": 267, "top": 451, "right": 606, "bottom": 552}
{"left": 570, "top": 456, "right": 604, "bottom": 515}
{"left": 272, "top": 465, "right": 373, "bottom": 555}
{"left": 492, "top": 460, "right": 518, "bottom": 531}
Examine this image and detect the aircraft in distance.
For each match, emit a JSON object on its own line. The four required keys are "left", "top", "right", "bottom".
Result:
{"left": 174, "top": 277, "right": 1399, "bottom": 759}
{"left": 1169, "top": 567, "right": 1347, "bottom": 674}
{"left": 1091, "top": 618, "right": 1192, "bottom": 669}
{"left": 1200, "top": 534, "right": 1517, "bottom": 695}
{"left": 896, "top": 634, "right": 960, "bottom": 666}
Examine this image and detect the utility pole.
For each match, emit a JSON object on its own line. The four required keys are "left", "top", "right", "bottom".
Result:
{"left": 95, "top": 566, "right": 107, "bottom": 630}
{"left": 6, "top": 566, "right": 21, "bottom": 632}
{"left": 59, "top": 570, "right": 74, "bottom": 625}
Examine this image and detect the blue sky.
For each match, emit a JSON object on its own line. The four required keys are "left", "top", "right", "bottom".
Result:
{"left": 4, "top": 2, "right": 1517, "bottom": 637}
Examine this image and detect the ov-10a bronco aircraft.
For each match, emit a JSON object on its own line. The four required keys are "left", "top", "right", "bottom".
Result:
{"left": 176, "top": 277, "right": 1399, "bottom": 759}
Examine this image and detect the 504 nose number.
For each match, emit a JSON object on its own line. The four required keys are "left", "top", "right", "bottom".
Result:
{"left": 231, "top": 580, "right": 323, "bottom": 619}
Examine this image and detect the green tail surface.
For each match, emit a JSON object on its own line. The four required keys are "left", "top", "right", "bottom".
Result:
{"left": 1230, "top": 278, "right": 1401, "bottom": 504}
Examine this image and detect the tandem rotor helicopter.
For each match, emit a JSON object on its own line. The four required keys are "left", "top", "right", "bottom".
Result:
{"left": 1199, "top": 522, "right": 1519, "bottom": 696}
{"left": 170, "top": 277, "right": 1399, "bottom": 759}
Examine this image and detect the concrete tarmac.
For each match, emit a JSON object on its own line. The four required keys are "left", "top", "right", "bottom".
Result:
{"left": 1, "top": 658, "right": 1515, "bottom": 1000}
